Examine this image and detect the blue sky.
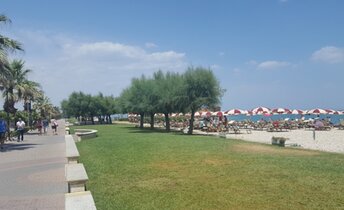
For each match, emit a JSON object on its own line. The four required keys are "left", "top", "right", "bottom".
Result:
{"left": 2, "top": 0, "right": 344, "bottom": 110}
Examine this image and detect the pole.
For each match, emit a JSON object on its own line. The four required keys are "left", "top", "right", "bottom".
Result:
{"left": 6, "top": 92, "right": 10, "bottom": 141}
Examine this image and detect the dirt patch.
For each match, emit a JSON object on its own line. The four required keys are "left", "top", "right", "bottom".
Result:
{"left": 136, "top": 177, "right": 177, "bottom": 190}
{"left": 150, "top": 161, "right": 180, "bottom": 170}
{"left": 203, "top": 158, "right": 232, "bottom": 166}
{"left": 231, "top": 144, "right": 320, "bottom": 156}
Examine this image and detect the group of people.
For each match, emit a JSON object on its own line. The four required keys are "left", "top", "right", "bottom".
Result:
{"left": 17, "top": 118, "right": 59, "bottom": 140}
{"left": 0, "top": 118, "right": 59, "bottom": 148}
{"left": 35, "top": 119, "right": 58, "bottom": 135}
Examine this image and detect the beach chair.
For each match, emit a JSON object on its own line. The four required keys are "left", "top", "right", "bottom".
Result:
{"left": 338, "top": 120, "right": 344, "bottom": 130}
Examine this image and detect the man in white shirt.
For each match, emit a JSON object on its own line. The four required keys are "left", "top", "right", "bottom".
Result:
{"left": 16, "top": 118, "right": 25, "bottom": 142}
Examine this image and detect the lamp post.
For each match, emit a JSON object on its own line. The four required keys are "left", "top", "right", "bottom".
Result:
{"left": 6, "top": 92, "right": 10, "bottom": 141}
{"left": 24, "top": 101, "right": 32, "bottom": 127}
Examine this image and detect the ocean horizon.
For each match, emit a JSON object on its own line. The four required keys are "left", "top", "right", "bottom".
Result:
{"left": 227, "top": 114, "right": 344, "bottom": 125}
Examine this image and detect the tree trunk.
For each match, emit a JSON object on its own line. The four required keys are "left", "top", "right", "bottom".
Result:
{"left": 6, "top": 111, "right": 10, "bottom": 141}
{"left": 140, "top": 113, "right": 144, "bottom": 128}
{"left": 91, "top": 116, "right": 95, "bottom": 125}
{"left": 150, "top": 113, "right": 154, "bottom": 129}
{"left": 188, "top": 109, "right": 195, "bottom": 135}
{"left": 164, "top": 113, "right": 170, "bottom": 132}
{"left": 108, "top": 115, "right": 112, "bottom": 124}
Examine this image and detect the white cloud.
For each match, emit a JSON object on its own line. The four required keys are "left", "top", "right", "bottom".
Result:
{"left": 10, "top": 30, "right": 187, "bottom": 106}
{"left": 257, "top": 60, "right": 291, "bottom": 70}
{"left": 145, "top": 42, "right": 158, "bottom": 48}
{"left": 311, "top": 46, "right": 344, "bottom": 64}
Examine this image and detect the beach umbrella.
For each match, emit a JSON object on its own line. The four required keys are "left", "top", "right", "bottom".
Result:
{"left": 216, "top": 111, "right": 224, "bottom": 117}
{"left": 291, "top": 109, "right": 305, "bottom": 115}
{"left": 327, "top": 110, "right": 343, "bottom": 115}
{"left": 211, "top": 111, "right": 223, "bottom": 117}
{"left": 194, "top": 111, "right": 201, "bottom": 117}
{"left": 271, "top": 108, "right": 291, "bottom": 114}
{"left": 225, "top": 109, "right": 247, "bottom": 115}
{"left": 306, "top": 108, "right": 328, "bottom": 115}
{"left": 252, "top": 107, "right": 271, "bottom": 115}
{"left": 325, "top": 109, "right": 338, "bottom": 114}
{"left": 201, "top": 111, "right": 212, "bottom": 117}
{"left": 246, "top": 110, "right": 254, "bottom": 116}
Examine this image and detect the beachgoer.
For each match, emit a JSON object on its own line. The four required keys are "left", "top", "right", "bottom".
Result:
{"left": 0, "top": 119, "right": 7, "bottom": 149}
{"left": 43, "top": 119, "right": 49, "bottom": 134}
{"left": 223, "top": 116, "right": 228, "bottom": 128}
{"left": 51, "top": 119, "right": 58, "bottom": 135}
{"left": 16, "top": 118, "right": 26, "bottom": 141}
{"left": 36, "top": 119, "right": 43, "bottom": 135}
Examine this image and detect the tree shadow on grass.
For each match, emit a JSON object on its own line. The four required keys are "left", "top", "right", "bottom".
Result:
{"left": 125, "top": 126, "right": 188, "bottom": 136}
{"left": 0, "top": 143, "right": 39, "bottom": 153}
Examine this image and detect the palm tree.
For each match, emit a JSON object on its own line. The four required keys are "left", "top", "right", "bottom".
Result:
{"left": 0, "top": 14, "right": 23, "bottom": 75}
{"left": 33, "top": 93, "right": 55, "bottom": 120}
{"left": 0, "top": 59, "right": 37, "bottom": 139}
{"left": 22, "top": 81, "right": 42, "bottom": 127}
{"left": 1, "top": 60, "right": 33, "bottom": 113}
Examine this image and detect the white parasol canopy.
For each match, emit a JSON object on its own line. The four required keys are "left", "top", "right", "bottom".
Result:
{"left": 252, "top": 107, "right": 271, "bottom": 115}
{"left": 225, "top": 109, "right": 247, "bottom": 115}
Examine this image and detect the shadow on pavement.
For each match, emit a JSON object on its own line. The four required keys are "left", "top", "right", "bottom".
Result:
{"left": 0, "top": 143, "right": 40, "bottom": 152}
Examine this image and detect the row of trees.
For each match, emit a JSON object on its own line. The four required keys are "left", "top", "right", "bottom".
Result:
{"left": 62, "top": 67, "right": 224, "bottom": 134}
{"left": 0, "top": 14, "right": 58, "bottom": 138}
{"left": 61, "top": 92, "right": 118, "bottom": 125}
{"left": 119, "top": 67, "right": 224, "bottom": 134}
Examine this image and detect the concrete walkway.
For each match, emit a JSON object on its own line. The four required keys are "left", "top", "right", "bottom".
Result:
{"left": 0, "top": 120, "right": 67, "bottom": 210}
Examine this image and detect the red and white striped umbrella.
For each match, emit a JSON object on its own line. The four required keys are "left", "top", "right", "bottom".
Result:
{"left": 225, "top": 109, "right": 247, "bottom": 115}
{"left": 246, "top": 110, "right": 254, "bottom": 116}
{"left": 271, "top": 108, "right": 291, "bottom": 114}
{"left": 212, "top": 111, "right": 224, "bottom": 117}
{"left": 194, "top": 111, "right": 202, "bottom": 117}
{"left": 290, "top": 109, "right": 305, "bottom": 115}
{"left": 326, "top": 109, "right": 343, "bottom": 115}
{"left": 325, "top": 109, "right": 337, "bottom": 114}
{"left": 306, "top": 108, "right": 328, "bottom": 114}
{"left": 201, "top": 111, "right": 212, "bottom": 117}
{"left": 252, "top": 107, "right": 271, "bottom": 115}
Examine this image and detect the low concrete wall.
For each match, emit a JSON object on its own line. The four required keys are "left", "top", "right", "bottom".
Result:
{"left": 65, "top": 133, "right": 97, "bottom": 209}
{"left": 74, "top": 129, "right": 98, "bottom": 141}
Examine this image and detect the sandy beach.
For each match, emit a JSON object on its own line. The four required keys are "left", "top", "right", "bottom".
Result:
{"left": 220, "top": 128, "right": 344, "bottom": 154}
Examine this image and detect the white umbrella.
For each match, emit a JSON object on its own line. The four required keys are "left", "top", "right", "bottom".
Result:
{"left": 225, "top": 109, "right": 247, "bottom": 115}
{"left": 252, "top": 107, "right": 271, "bottom": 115}
{"left": 194, "top": 112, "right": 201, "bottom": 117}
{"left": 271, "top": 108, "right": 291, "bottom": 114}
{"left": 306, "top": 108, "right": 328, "bottom": 115}
{"left": 201, "top": 111, "right": 212, "bottom": 117}
{"left": 291, "top": 109, "right": 305, "bottom": 115}
{"left": 212, "top": 111, "right": 224, "bottom": 117}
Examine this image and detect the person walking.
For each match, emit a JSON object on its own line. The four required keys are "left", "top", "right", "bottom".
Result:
{"left": 51, "top": 119, "right": 58, "bottom": 135}
{"left": 16, "top": 118, "right": 26, "bottom": 142}
{"left": 0, "top": 118, "right": 7, "bottom": 149}
{"left": 43, "top": 119, "right": 49, "bottom": 134}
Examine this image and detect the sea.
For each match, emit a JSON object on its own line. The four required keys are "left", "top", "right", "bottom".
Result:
{"left": 113, "top": 113, "right": 344, "bottom": 125}
{"left": 227, "top": 114, "right": 344, "bottom": 125}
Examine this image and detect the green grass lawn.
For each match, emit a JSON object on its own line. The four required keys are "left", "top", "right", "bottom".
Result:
{"left": 75, "top": 124, "right": 344, "bottom": 210}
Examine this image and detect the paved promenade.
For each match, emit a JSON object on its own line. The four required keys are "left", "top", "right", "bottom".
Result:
{"left": 0, "top": 120, "right": 66, "bottom": 210}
